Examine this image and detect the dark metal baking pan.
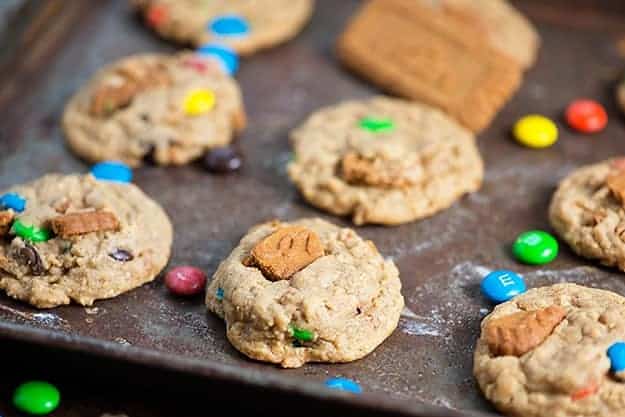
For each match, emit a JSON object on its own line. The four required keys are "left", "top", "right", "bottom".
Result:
{"left": 0, "top": 0, "right": 624, "bottom": 416}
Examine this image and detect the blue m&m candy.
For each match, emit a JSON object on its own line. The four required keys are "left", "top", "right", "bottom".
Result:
{"left": 209, "top": 15, "right": 249, "bottom": 37}
{"left": 91, "top": 161, "right": 133, "bottom": 183}
{"left": 0, "top": 192, "right": 26, "bottom": 212}
{"left": 324, "top": 377, "right": 362, "bottom": 394}
{"left": 197, "top": 43, "right": 239, "bottom": 75}
{"left": 608, "top": 342, "right": 625, "bottom": 372}
{"left": 480, "top": 270, "right": 526, "bottom": 303}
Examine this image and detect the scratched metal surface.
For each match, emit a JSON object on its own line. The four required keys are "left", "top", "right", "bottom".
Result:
{"left": 0, "top": 1, "right": 625, "bottom": 416}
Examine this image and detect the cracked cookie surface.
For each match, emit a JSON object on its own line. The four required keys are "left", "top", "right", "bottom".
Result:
{"left": 474, "top": 283, "right": 625, "bottom": 417}
{"left": 63, "top": 52, "right": 245, "bottom": 167}
{"left": 131, "top": 0, "right": 314, "bottom": 55}
{"left": 206, "top": 218, "right": 404, "bottom": 368}
{"left": 0, "top": 174, "right": 172, "bottom": 308}
{"left": 549, "top": 159, "right": 625, "bottom": 272}
{"left": 287, "top": 97, "right": 484, "bottom": 225}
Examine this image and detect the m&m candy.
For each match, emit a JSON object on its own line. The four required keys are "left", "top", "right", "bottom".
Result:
{"left": 209, "top": 15, "right": 250, "bottom": 37}
{"left": 165, "top": 266, "right": 207, "bottom": 296}
{"left": 197, "top": 43, "right": 239, "bottom": 75}
{"left": 11, "top": 219, "right": 51, "bottom": 243}
{"left": 359, "top": 116, "right": 395, "bottom": 133}
{"left": 565, "top": 99, "right": 607, "bottom": 134}
{"left": 183, "top": 89, "right": 216, "bottom": 116}
{"left": 13, "top": 381, "right": 60, "bottom": 415}
{"left": 513, "top": 230, "right": 558, "bottom": 265}
{"left": 0, "top": 192, "right": 26, "bottom": 212}
{"left": 608, "top": 342, "right": 625, "bottom": 373}
{"left": 91, "top": 161, "right": 133, "bottom": 183}
{"left": 480, "top": 270, "right": 526, "bottom": 303}
{"left": 325, "top": 377, "right": 362, "bottom": 394}
{"left": 513, "top": 115, "right": 558, "bottom": 149}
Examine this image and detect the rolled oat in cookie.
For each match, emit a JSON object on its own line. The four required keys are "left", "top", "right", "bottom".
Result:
{"left": 206, "top": 218, "right": 404, "bottom": 368}
{"left": 288, "top": 97, "right": 483, "bottom": 226}
{"left": 63, "top": 52, "right": 246, "bottom": 167}
{"left": 0, "top": 174, "right": 172, "bottom": 308}
{"left": 474, "top": 283, "right": 625, "bottom": 417}
{"left": 550, "top": 158, "right": 625, "bottom": 272}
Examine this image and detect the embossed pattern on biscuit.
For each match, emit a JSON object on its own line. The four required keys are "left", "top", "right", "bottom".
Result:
{"left": 485, "top": 305, "right": 566, "bottom": 357}
{"left": 249, "top": 226, "right": 324, "bottom": 281}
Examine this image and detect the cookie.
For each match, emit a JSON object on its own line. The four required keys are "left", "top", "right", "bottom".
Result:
{"left": 287, "top": 97, "right": 484, "bottom": 226}
{"left": 336, "top": 0, "right": 527, "bottom": 133}
{"left": 0, "top": 174, "right": 172, "bottom": 308}
{"left": 474, "top": 283, "right": 625, "bottom": 417}
{"left": 549, "top": 158, "right": 625, "bottom": 272}
{"left": 63, "top": 52, "right": 246, "bottom": 167}
{"left": 131, "top": 0, "right": 314, "bottom": 55}
{"left": 206, "top": 218, "right": 404, "bottom": 368}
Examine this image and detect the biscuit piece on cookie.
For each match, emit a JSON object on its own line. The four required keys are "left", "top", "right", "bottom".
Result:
{"left": 337, "top": 0, "right": 535, "bottom": 133}
{"left": 474, "top": 284, "right": 625, "bottom": 417}
{"left": 206, "top": 218, "right": 404, "bottom": 368}
{"left": 550, "top": 158, "right": 625, "bottom": 272}
{"left": 0, "top": 174, "right": 172, "bottom": 308}
{"left": 288, "top": 97, "right": 484, "bottom": 226}
{"left": 131, "top": 0, "right": 314, "bottom": 55}
{"left": 63, "top": 53, "right": 246, "bottom": 167}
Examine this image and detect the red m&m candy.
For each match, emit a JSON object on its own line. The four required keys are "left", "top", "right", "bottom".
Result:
{"left": 146, "top": 4, "right": 168, "bottom": 28}
{"left": 165, "top": 266, "right": 207, "bottom": 296}
{"left": 565, "top": 99, "right": 607, "bottom": 134}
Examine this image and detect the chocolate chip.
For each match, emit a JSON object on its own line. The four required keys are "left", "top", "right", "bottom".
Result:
{"left": 356, "top": 307, "right": 362, "bottom": 315}
{"left": 202, "top": 146, "right": 242, "bottom": 174}
{"left": 142, "top": 143, "right": 157, "bottom": 165}
{"left": 109, "top": 249, "right": 133, "bottom": 262}
{"left": 140, "top": 113, "right": 150, "bottom": 122}
{"left": 17, "top": 243, "right": 44, "bottom": 275}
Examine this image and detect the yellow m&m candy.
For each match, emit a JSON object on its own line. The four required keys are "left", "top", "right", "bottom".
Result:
{"left": 183, "top": 89, "right": 216, "bottom": 116}
{"left": 513, "top": 115, "right": 558, "bottom": 149}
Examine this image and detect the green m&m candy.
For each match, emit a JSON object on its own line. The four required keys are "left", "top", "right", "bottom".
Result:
{"left": 359, "top": 116, "right": 395, "bottom": 133}
{"left": 513, "top": 230, "right": 558, "bottom": 265}
{"left": 289, "top": 325, "right": 315, "bottom": 342}
{"left": 13, "top": 381, "right": 60, "bottom": 415}
{"left": 11, "top": 219, "right": 51, "bottom": 243}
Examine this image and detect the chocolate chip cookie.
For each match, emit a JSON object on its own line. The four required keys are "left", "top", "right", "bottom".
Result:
{"left": 549, "top": 158, "right": 625, "bottom": 272}
{"left": 288, "top": 97, "right": 484, "bottom": 226}
{"left": 131, "top": 0, "right": 314, "bottom": 55}
{"left": 63, "top": 52, "right": 246, "bottom": 167}
{"left": 0, "top": 174, "right": 172, "bottom": 308}
{"left": 474, "top": 283, "right": 625, "bottom": 417}
{"left": 206, "top": 218, "right": 404, "bottom": 368}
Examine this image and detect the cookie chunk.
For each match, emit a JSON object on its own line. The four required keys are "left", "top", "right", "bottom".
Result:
{"left": 206, "top": 218, "right": 404, "bottom": 368}
{"left": 131, "top": 0, "right": 314, "bottom": 55}
{"left": 0, "top": 174, "right": 173, "bottom": 308}
{"left": 549, "top": 158, "right": 625, "bottom": 272}
{"left": 63, "top": 53, "right": 246, "bottom": 167}
{"left": 474, "top": 283, "right": 625, "bottom": 417}
{"left": 336, "top": 0, "right": 533, "bottom": 132}
{"left": 287, "top": 97, "right": 484, "bottom": 226}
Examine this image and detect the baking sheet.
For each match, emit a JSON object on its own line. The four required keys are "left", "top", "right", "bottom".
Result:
{"left": 0, "top": 1, "right": 625, "bottom": 416}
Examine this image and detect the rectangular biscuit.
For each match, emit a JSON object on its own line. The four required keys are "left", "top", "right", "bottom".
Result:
{"left": 51, "top": 210, "right": 120, "bottom": 238}
{"left": 337, "top": 0, "right": 522, "bottom": 133}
